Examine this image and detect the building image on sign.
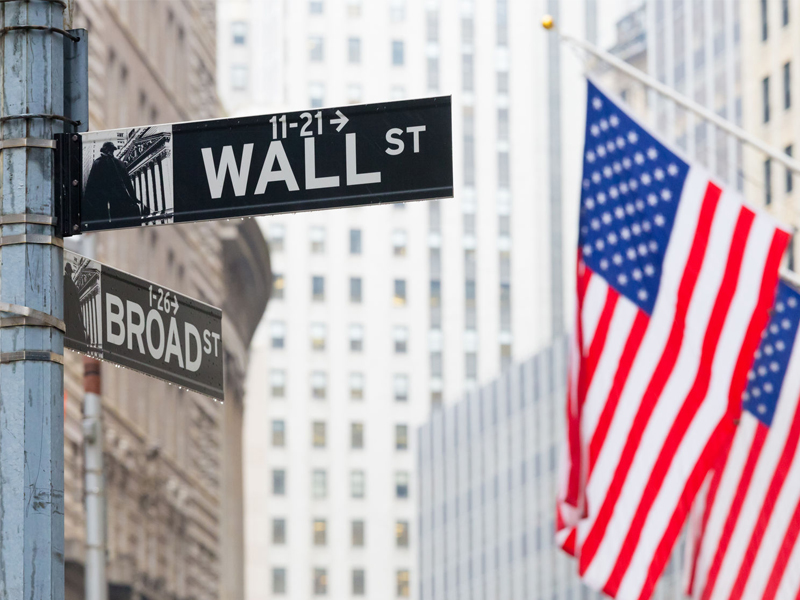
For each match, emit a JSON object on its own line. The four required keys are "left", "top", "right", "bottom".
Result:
{"left": 82, "top": 125, "right": 175, "bottom": 228}
{"left": 64, "top": 252, "right": 103, "bottom": 352}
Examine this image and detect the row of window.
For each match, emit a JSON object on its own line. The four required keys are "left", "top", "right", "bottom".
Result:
{"left": 271, "top": 321, "right": 409, "bottom": 354}
{"left": 763, "top": 147, "right": 795, "bottom": 206}
{"left": 271, "top": 517, "right": 409, "bottom": 548}
{"left": 271, "top": 420, "right": 409, "bottom": 451}
{"left": 269, "top": 369, "right": 409, "bottom": 402}
{"left": 271, "top": 566, "right": 409, "bottom": 597}
{"left": 267, "top": 225, "right": 408, "bottom": 256}
{"left": 307, "top": 36, "right": 405, "bottom": 66}
{"left": 762, "top": 62, "right": 791, "bottom": 123}
{"left": 310, "top": 0, "right": 406, "bottom": 20}
{"left": 272, "top": 274, "right": 409, "bottom": 306}
{"left": 272, "top": 468, "right": 410, "bottom": 500}
{"left": 761, "top": 0, "right": 790, "bottom": 42}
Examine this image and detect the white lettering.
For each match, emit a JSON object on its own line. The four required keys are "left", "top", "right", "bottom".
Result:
{"left": 126, "top": 301, "right": 145, "bottom": 353}
{"left": 164, "top": 317, "right": 184, "bottom": 368}
{"left": 203, "top": 329, "right": 212, "bottom": 354}
{"left": 304, "top": 137, "right": 340, "bottom": 189}
{"left": 385, "top": 128, "right": 404, "bottom": 155}
{"left": 184, "top": 323, "right": 202, "bottom": 372}
{"left": 146, "top": 310, "right": 165, "bottom": 360}
{"left": 106, "top": 294, "right": 125, "bottom": 346}
{"left": 202, "top": 144, "right": 253, "bottom": 199}
{"left": 212, "top": 332, "right": 221, "bottom": 357}
{"left": 346, "top": 133, "right": 381, "bottom": 186}
{"left": 255, "top": 141, "right": 299, "bottom": 194}
{"left": 406, "top": 126, "right": 426, "bottom": 153}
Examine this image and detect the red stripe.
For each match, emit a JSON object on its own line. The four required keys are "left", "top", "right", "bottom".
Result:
{"left": 635, "top": 419, "right": 737, "bottom": 600}
{"left": 728, "top": 394, "right": 800, "bottom": 600}
{"left": 588, "top": 310, "right": 649, "bottom": 475}
{"left": 700, "top": 425, "right": 769, "bottom": 600}
{"left": 578, "top": 182, "right": 722, "bottom": 575}
{"left": 604, "top": 207, "right": 755, "bottom": 596}
{"left": 583, "top": 287, "right": 620, "bottom": 389}
{"left": 728, "top": 227, "right": 791, "bottom": 417}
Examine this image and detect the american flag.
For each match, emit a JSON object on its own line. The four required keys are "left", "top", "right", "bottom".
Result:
{"left": 685, "top": 280, "right": 800, "bottom": 600}
{"left": 556, "top": 80, "right": 791, "bottom": 600}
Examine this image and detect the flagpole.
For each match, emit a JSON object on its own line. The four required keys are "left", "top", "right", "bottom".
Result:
{"left": 541, "top": 15, "right": 800, "bottom": 177}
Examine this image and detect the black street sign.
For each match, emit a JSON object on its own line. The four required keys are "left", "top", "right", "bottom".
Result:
{"left": 60, "top": 96, "right": 453, "bottom": 235}
{"left": 64, "top": 250, "right": 224, "bottom": 398}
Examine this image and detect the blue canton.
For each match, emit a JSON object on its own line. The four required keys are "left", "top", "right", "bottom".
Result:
{"left": 579, "top": 81, "right": 690, "bottom": 315}
{"left": 742, "top": 281, "right": 800, "bottom": 427}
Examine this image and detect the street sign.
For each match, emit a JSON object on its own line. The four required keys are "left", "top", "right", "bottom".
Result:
{"left": 64, "top": 250, "right": 224, "bottom": 398}
{"left": 59, "top": 96, "right": 453, "bottom": 235}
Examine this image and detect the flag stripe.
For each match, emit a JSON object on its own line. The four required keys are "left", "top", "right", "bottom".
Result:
{"left": 585, "top": 287, "right": 620, "bottom": 388}
{"left": 763, "top": 492, "right": 800, "bottom": 600}
{"left": 578, "top": 181, "right": 722, "bottom": 572}
{"left": 604, "top": 207, "right": 756, "bottom": 595}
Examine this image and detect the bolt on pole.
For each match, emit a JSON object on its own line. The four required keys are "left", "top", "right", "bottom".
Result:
{"left": 0, "top": 0, "right": 66, "bottom": 599}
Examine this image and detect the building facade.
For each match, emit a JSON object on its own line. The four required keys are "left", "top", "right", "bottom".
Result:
{"left": 62, "top": 2, "right": 272, "bottom": 599}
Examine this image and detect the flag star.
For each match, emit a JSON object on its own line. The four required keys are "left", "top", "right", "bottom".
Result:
{"left": 654, "top": 214, "right": 666, "bottom": 227}
{"left": 613, "top": 162, "right": 622, "bottom": 174}
{"left": 596, "top": 239, "right": 605, "bottom": 250}
{"left": 628, "top": 131, "right": 639, "bottom": 143}
{"left": 758, "top": 403, "right": 767, "bottom": 414}
{"left": 597, "top": 192, "right": 607, "bottom": 204}
{"left": 621, "top": 228, "right": 631, "bottom": 241}
{"left": 616, "top": 136, "right": 626, "bottom": 149}
{"left": 609, "top": 187, "right": 619, "bottom": 199}
{"left": 629, "top": 179, "right": 639, "bottom": 191}
{"left": 634, "top": 152, "right": 645, "bottom": 165}
{"left": 603, "top": 166, "right": 613, "bottom": 178}
{"left": 606, "top": 141, "right": 616, "bottom": 152}
{"left": 613, "top": 253, "right": 623, "bottom": 265}
{"left": 600, "top": 119, "right": 609, "bottom": 130}
{"left": 648, "top": 240, "right": 658, "bottom": 252}
{"left": 747, "top": 370, "right": 756, "bottom": 380}
{"left": 635, "top": 199, "right": 645, "bottom": 211}
{"left": 756, "top": 350, "right": 763, "bottom": 359}
{"left": 661, "top": 189, "right": 672, "bottom": 201}
{"left": 581, "top": 225, "right": 589, "bottom": 235}
{"left": 586, "top": 151, "right": 596, "bottom": 163}
{"left": 591, "top": 124, "right": 600, "bottom": 136}
{"left": 762, "top": 329, "right": 769, "bottom": 339}
{"left": 638, "top": 289, "right": 648, "bottom": 301}
{"left": 620, "top": 182, "right": 629, "bottom": 193}
{"left": 592, "top": 171, "right": 602, "bottom": 183}
{"left": 615, "top": 206, "right": 625, "bottom": 219}
{"left": 585, "top": 198, "right": 595, "bottom": 209}
{"left": 642, "top": 221, "right": 652, "bottom": 232}
{"left": 618, "top": 274, "right": 628, "bottom": 285}
{"left": 592, "top": 97, "right": 603, "bottom": 110}
{"left": 591, "top": 218, "right": 601, "bottom": 230}
{"left": 647, "top": 193, "right": 658, "bottom": 206}
{"left": 764, "top": 344, "right": 774, "bottom": 355}
{"left": 647, "top": 147, "right": 658, "bottom": 159}
{"left": 609, "top": 114, "right": 620, "bottom": 127}
{"left": 631, "top": 223, "right": 642, "bottom": 235}
{"left": 607, "top": 232, "right": 618, "bottom": 244}
{"left": 752, "top": 388, "right": 762, "bottom": 398}
{"left": 758, "top": 365, "right": 768, "bottom": 376}
{"left": 627, "top": 248, "right": 637, "bottom": 260}
{"left": 602, "top": 212, "right": 612, "bottom": 224}
{"left": 641, "top": 173, "right": 652, "bottom": 185}
{"left": 770, "top": 324, "right": 780, "bottom": 334}
{"left": 667, "top": 163, "right": 679, "bottom": 176}
{"left": 638, "top": 243, "right": 648, "bottom": 256}
{"left": 777, "top": 302, "right": 785, "bottom": 313}
{"left": 742, "top": 391, "right": 750, "bottom": 401}
{"left": 622, "top": 157, "right": 632, "bottom": 169}
{"left": 776, "top": 340, "right": 786, "bottom": 351}
{"left": 764, "top": 382, "right": 774, "bottom": 393}
{"left": 599, "top": 258, "right": 609, "bottom": 270}
{"left": 782, "top": 318, "right": 792, "bottom": 329}
{"left": 790, "top": 297, "right": 798, "bottom": 308}
{"left": 654, "top": 168, "right": 665, "bottom": 181}
{"left": 583, "top": 244, "right": 593, "bottom": 256}
{"left": 632, "top": 268, "right": 643, "bottom": 281}
{"left": 597, "top": 145, "right": 607, "bottom": 158}
{"left": 770, "top": 361, "right": 780, "bottom": 372}
{"left": 644, "top": 264, "right": 655, "bottom": 276}
{"left": 625, "top": 203, "right": 636, "bottom": 215}
{"left": 583, "top": 179, "right": 590, "bottom": 189}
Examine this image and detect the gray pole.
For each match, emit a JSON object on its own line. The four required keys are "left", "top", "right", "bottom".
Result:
{"left": 0, "top": 1, "right": 66, "bottom": 599}
{"left": 547, "top": 0, "right": 564, "bottom": 339}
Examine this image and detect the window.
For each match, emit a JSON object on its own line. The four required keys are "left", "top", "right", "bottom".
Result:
{"left": 498, "top": 151, "right": 510, "bottom": 188}
{"left": 309, "top": 82, "right": 325, "bottom": 108}
{"left": 397, "top": 570, "right": 410, "bottom": 597}
{"left": 427, "top": 57, "right": 439, "bottom": 91}
{"left": 272, "top": 273, "right": 284, "bottom": 299}
{"left": 311, "top": 371, "right": 327, "bottom": 399}
{"left": 314, "top": 568, "right": 327, "bottom": 595}
{"left": 390, "top": 0, "right": 405, "bottom": 21}
{"left": 352, "top": 520, "right": 365, "bottom": 546}
{"left": 353, "top": 569, "right": 366, "bottom": 595}
{"left": 231, "top": 64, "right": 248, "bottom": 90}
{"left": 273, "top": 518, "right": 286, "bottom": 544}
{"left": 787, "top": 146, "right": 794, "bottom": 193}
{"left": 392, "top": 40, "right": 404, "bottom": 66}
{"left": 394, "top": 374, "right": 408, "bottom": 402}
{"left": 351, "top": 422, "right": 364, "bottom": 449}
{"left": 350, "top": 228, "right": 362, "bottom": 254}
{"left": 761, "top": 0, "right": 768, "bottom": 41}
{"left": 347, "top": 0, "right": 361, "bottom": 17}
{"left": 313, "top": 519, "right": 327, "bottom": 546}
{"left": 313, "top": 421, "right": 326, "bottom": 448}
{"left": 391, "top": 85, "right": 406, "bottom": 100}
{"left": 394, "top": 326, "right": 408, "bottom": 353}
{"left": 764, "top": 76, "right": 771, "bottom": 123}
{"left": 232, "top": 21, "right": 246, "bottom": 45}
{"left": 395, "top": 471, "right": 409, "bottom": 499}
{"left": 272, "top": 420, "right": 285, "bottom": 447}
{"left": 310, "top": 225, "right": 326, "bottom": 252}
{"left": 312, "top": 469, "right": 327, "bottom": 499}
{"left": 273, "top": 469, "right": 286, "bottom": 495}
{"left": 426, "top": 10, "right": 438, "bottom": 42}
{"left": 273, "top": 567, "right": 287, "bottom": 595}
{"left": 310, "top": 322, "right": 326, "bottom": 351}
{"left": 309, "top": 36, "right": 324, "bottom": 62}
{"left": 431, "top": 351, "right": 443, "bottom": 378}
{"left": 497, "top": 71, "right": 509, "bottom": 94}
{"left": 395, "top": 424, "right": 408, "bottom": 450}
{"left": 765, "top": 158, "right": 772, "bottom": 205}
{"left": 348, "top": 37, "right": 361, "bottom": 64}
{"left": 498, "top": 108, "right": 509, "bottom": 141}
{"left": 268, "top": 223, "right": 285, "bottom": 251}
{"left": 347, "top": 83, "right": 363, "bottom": 104}
{"left": 349, "top": 324, "right": 364, "bottom": 352}
{"left": 271, "top": 321, "right": 286, "bottom": 349}
{"left": 462, "top": 54, "right": 474, "bottom": 91}
{"left": 312, "top": 276, "right": 325, "bottom": 301}
{"left": 392, "top": 229, "right": 407, "bottom": 256}
{"left": 466, "top": 352, "right": 478, "bottom": 380}
{"left": 783, "top": 0, "right": 790, "bottom": 25}
{"left": 785, "top": 62, "right": 792, "bottom": 109}
{"left": 350, "top": 372, "right": 364, "bottom": 400}
{"left": 271, "top": 369, "right": 286, "bottom": 397}
{"left": 396, "top": 520, "right": 409, "bottom": 547}
{"left": 394, "top": 279, "right": 407, "bottom": 306}
{"left": 309, "top": 0, "right": 323, "bottom": 13}
{"left": 350, "top": 277, "right": 362, "bottom": 303}
{"left": 351, "top": 470, "right": 365, "bottom": 498}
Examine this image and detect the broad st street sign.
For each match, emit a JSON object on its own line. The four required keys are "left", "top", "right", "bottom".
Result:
{"left": 64, "top": 250, "right": 224, "bottom": 398}
{"left": 57, "top": 96, "right": 453, "bottom": 235}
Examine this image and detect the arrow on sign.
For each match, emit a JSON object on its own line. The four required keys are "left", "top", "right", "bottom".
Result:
{"left": 330, "top": 110, "right": 349, "bottom": 132}
{"left": 172, "top": 295, "right": 179, "bottom": 315}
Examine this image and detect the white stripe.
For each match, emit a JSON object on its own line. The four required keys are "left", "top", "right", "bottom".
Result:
{"left": 581, "top": 297, "right": 638, "bottom": 441}
{"left": 576, "top": 167, "right": 708, "bottom": 552}
{"left": 691, "top": 418, "right": 759, "bottom": 600}
{"left": 774, "top": 523, "right": 800, "bottom": 599}
{"left": 582, "top": 274, "right": 609, "bottom": 352}
{"left": 709, "top": 344, "right": 800, "bottom": 600}
{"left": 618, "top": 206, "right": 779, "bottom": 597}
{"left": 582, "top": 174, "right": 737, "bottom": 588}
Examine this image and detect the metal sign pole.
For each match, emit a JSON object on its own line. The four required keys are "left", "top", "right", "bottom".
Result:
{"left": 0, "top": 0, "right": 67, "bottom": 598}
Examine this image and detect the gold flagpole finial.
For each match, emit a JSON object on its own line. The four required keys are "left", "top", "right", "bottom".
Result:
{"left": 541, "top": 15, "right": 555, "bottom": 29}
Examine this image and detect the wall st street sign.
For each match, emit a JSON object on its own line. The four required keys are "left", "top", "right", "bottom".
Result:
{"left": 58, "top": 96, "right": 453, "bottom": 235}
{"left": 64, "top": 250, "right": 224, "bottom": 398}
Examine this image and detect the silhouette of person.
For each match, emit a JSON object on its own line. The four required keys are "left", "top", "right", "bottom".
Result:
{"left": 83, "top": 141, "right": 142, "bottom": 226}
{"left": 63, "top": 262, "right": 88, "bottom": 346}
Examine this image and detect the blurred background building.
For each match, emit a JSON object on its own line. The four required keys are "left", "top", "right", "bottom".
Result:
{"left": 63, "top": 1, "right": 272, "bottom": 599}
